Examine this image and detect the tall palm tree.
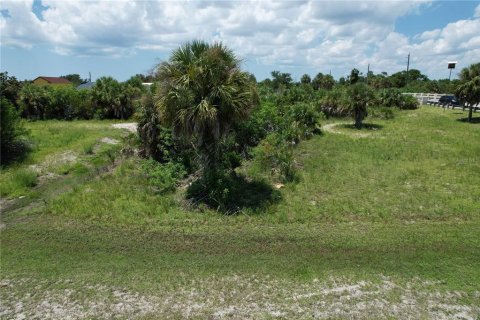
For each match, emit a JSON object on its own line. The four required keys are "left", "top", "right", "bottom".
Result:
{"left": 155, "top": 41, "right": 258, "bottom": 171}
{"left": 459, "top": 63, "right": 480, "bottom": 82}
{"left": 457, "top": 63, "right": 480, "bottom": 122}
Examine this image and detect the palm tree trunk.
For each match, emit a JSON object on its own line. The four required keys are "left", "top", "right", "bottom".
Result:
{"left": 355, "top": 110, "right": 363, "bottom": 129}
{"left": 468, "top": 104, "right": 473, "bottom": 122}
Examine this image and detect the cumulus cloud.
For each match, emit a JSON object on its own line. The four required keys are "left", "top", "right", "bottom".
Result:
{"left": 0, "top": 0, "right": 479, "bottom": 78}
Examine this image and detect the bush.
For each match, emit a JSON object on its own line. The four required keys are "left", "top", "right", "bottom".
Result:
{"left": 0, "top": 72, "right": 22, "bottom": 107}
{"left": 186, "top": 169, "right": 279, "bottom": 213}
{"left": 377, "top": 89, "right": 419, "bottom": 110}
{"left": 254, "top": 133, "right": 297, "bottom": 183}
{"left": 319, "top": 88, "right": 349, "bottom": 117}
{"left": 282, "top": 102, "right": 323, "bottom": 143}
{"left": 136, "top": 94, "right": 197, "bottom": 172}
{"left": 1, "top": 98, "right": 30, "bottom": 165}
{"left": 91, "top": 76, "right": 141, "bottom": 119}
{"left": 369, "top": 106, "right": 395, "bottom": 120}
{"left": 18, "top": 84, "right": 95, "bottom": 120}
{"left": 141, "top": 159, "right": 186, "bottom": 193}
{"left": 377, "top": 88, "right": 403, "bottom": 108}
{"left": 18, "top": 83, "right": 50, "bottom": 119}
{"left": 400, "top": 95, "right": 419, "bottom": 110}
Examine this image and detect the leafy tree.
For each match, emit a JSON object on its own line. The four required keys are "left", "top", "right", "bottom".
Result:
{"left": 0, "top": 72, "right": 22, "bottom": 106}
{"left": 407, "top": 69, "right": 429, "bottom": 82}
{"left": 321, "top": 74, "right": 335, "bottom": 90}
{"left": 270, "top": 71, "right": 293, "bottom": 90}
{"left": 349, "top": 68, "right": 360, "bottom": 85}
{"left": 91, "top": 77, "right": 138, "bottom": 119}
{"left": 1, "top": 98, "right": 29, "bottom": 165}
{"left": 18, "top": 83, "right": 50, "bottom": 119}
{"left": 155, "top": 40, "right": 258, "bottom": 172}
{"left": 91, "top": 77, "right": 121, "bottom": 119}
{"left": 300, "top": 74, "right": 311, "bottom": 84}
{"left": 457, "top": 63, "right": 480, "bottom": 122}
{"left": 389, "top": 71, "right": 407, "bottom": 88}
{"left": 134, "top": 73, "right": 155, "bottom": 82}
{"left": 312, "top": 72, "right": 324, "bottom": 90}
{"left": 60, "top": 74, "right": 87, "bottom": 86}
{"left": 346, "top": 83, "right": 373, "bottom": 129}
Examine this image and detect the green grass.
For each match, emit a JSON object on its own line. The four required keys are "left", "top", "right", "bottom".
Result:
{"left": 1, "top": 107, "right": 480, "bottom": 317}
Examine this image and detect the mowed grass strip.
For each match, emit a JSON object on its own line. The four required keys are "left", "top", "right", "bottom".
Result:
{"left": 2, "top": 216, "right": 479, "bottom": 293}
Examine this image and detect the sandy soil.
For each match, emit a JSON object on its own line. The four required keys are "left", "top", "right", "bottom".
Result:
{"left": 1, "top": 275, "right": 478, "bottom": 319}
{"left": 112, "top": 123, "right": 137, "bottom": 133}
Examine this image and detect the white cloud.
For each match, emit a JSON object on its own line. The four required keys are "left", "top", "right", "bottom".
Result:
{"left": 0, "top": 0, "right": 478, "bottom": 79}
{"left": 475, "top": 3, "right": 480, "bottom": 18}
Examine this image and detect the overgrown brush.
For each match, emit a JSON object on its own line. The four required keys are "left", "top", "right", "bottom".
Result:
{"left": 1, "top": 98, "right": 30, "bottom": 165}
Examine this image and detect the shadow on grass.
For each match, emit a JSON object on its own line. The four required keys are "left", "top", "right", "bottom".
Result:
{"left": 339, "top": 123, "right": 384, "bottom": 131}
{"left": 457, "top": 117, "right": 480, "bottom": 124}
{"left": 186, "top": 172, "right": 281, "bottom": 215}
{"left": 0, "top": 139, "right": 31, "bottom": 167}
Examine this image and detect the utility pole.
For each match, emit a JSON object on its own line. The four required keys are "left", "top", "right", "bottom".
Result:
{"left": 367, "top": 64, "right": 370, "bottom": 85}
{"left": 406, "top": 53, "right": 410, "bottom": 86}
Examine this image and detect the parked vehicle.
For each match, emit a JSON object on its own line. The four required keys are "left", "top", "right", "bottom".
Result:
{"left": 438, "top": 95, "right": 460, "bottom": 108}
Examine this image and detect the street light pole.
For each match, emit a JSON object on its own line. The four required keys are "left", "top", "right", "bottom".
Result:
{"left": 406, "top": 53, "right": 410, "bottom": 86}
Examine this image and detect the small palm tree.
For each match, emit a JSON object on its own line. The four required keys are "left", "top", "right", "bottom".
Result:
{"left": 456, "top": 76, "right": 480, "bottom": 122}
{"left": 346, "top": 83, "right": 373, "bottom": 129}
{"left": 155, "top": 40, "right": 258, "bottom": 172}
{"left": 457, "top": 63, "right": 480, "bottom": 122}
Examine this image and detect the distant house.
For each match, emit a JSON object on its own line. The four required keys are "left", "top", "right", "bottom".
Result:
{"left": 33, "top": 76, "right": 72, "bottom": 86}
{"left": 76, "top": 81, "right": 95, "bottom": 90}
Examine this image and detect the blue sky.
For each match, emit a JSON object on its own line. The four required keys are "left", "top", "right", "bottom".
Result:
{"left": 1, "top": 1, "right": 479, "bottom": 82}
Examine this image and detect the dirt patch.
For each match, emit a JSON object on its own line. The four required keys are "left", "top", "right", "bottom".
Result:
{"left": 323, "top": 123, "right": 370, "bottom": 138}
{"left": 99, "top": 137, "right": 120, "bottom": 145}
{"left": 112, "top": 123, "right": 137, "bottom": 133}
{"left": 1, "top": 276, "right": 478, "bottom": 319}
{"left": 29, "top": 151, "right": 78, "bottom": 175}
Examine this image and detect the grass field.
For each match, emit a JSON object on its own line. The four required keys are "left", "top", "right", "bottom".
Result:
{"left": 1, "top": 107, "right": 480, "bottom": 319}
{"left": 0, "top": 120, "right": 127, "bottom": 199}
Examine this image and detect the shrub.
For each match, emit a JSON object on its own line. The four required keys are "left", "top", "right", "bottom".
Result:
{"left": 254, "top": 133, "right": 297, "bottom": 183}
{"left": 0, "top": 72, "right": 22, "bottom": 107}
{"left": 137, "top": 93, "right": 167, "bottom": 161}
{"left": 17, "top": 84, "right": 95, "bottom": 120}
{"left": 1, "top": 98, "right": 30, "bottom": 165}
{"left": 400, "top": 95, "right": 419, "bottom": 110}
{"left": 377, "top": 89, "right": 419, "bottom": 110}
{"left": 74, "top": 89, "right": 94, "bottom": 119}
{"left": 18, "top": 83, "right": 50, "bottom": 119}
{"left": 369, "top": 106, "right": 395, "bottom": 120}
{"left": 377, "top": 88, "right": 403, "bottom": 108}
{"left": 282, "top": 102, "right": 323, "bottom": 143}
{"left": 319, "top": 88, "right": 349, "bottom": 117}
{"left": 186, "top": 169, "right": 279, "bottom": 213}
{"left": 91, "top": 77, "right": 140, "bottom": 119}
{"left": 141, "top": 159, "right": 186, "bottom": 193}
